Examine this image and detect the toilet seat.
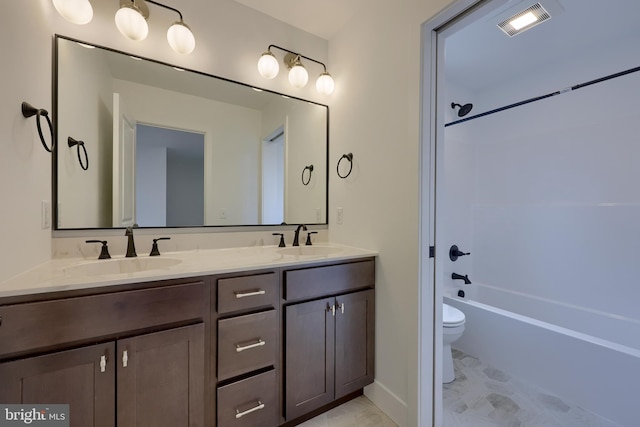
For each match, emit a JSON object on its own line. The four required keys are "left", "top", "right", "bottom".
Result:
{"left": 443, "top": 303, "right": 465, "bottom": 328}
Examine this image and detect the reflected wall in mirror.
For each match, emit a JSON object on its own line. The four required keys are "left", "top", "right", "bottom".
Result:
{"left": 55, "top": 35, "right": 328, "bottom": 229}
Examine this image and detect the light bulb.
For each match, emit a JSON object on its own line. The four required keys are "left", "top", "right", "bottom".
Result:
{"left": 316, "top": 72, "right": 335, "bottom": 95}
{"left": 167, "top": 21, "right": 195, "bottom": 54}
{"left": 288, "top": 60, "right": 308, "bottom": 88}
{"left": 52, "top": 0, "right": 93, "bottom": 25}
{"left": 258, "top": 51, "right": 279, "bottom": 79}
{"left": 115, "top": 4, "right": 148, "bottom": 41}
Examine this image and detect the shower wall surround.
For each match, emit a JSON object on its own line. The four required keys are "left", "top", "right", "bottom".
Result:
{"left": 443, "top": 45, "right": 640, "bottom": 337}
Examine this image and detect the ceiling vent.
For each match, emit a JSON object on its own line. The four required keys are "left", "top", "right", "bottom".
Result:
{"left": 497, "top": 3, "right": 551, "bottom": 37}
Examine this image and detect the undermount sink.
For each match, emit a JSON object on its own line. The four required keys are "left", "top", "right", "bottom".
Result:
{"left": 278, "top": 246, "right": 343, "bottom": 257}
{"left": 64, "top": 257, "right": 182, "bottom": 276}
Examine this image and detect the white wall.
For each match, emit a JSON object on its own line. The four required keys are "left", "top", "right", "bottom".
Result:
{"left": 328, "top": 1, "right": 456, "bottom": 425}
{"left": 57, "top": 40, "right": 114, "bottom": 228}
{"left": 262, "top": 97, "right": 327, "bottom": 224}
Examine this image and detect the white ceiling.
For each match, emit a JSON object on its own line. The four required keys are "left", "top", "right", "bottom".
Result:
{"left": 444, "top": 0, "right": 640, "bottom": 92}
{"left": 232, "top": 0, "right": 367, "bottom": 40}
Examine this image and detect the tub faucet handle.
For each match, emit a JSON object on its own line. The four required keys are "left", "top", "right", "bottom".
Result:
{"left": 449, "top": 245, "right": 470, "bottom": 261}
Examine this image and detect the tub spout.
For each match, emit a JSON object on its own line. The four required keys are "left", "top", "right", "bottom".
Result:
{"left": 452, "top": 272, "right": 471, "bottom": 284}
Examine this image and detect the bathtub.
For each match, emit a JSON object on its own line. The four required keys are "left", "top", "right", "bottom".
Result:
{"left": 445, "top": 283, "right": 640, "bottom": 427}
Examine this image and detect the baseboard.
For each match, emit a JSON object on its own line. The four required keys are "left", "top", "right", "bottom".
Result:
{"left": 364, "top": 380, "right": 408, "bottom": 427}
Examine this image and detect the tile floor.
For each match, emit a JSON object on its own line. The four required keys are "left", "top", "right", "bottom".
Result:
{"left": 443, "top": 348, "right": 620, "bottom": 427}
{"left": 300, "top": 348, "right": 620, "bottom": 427}
{"left": 298, "top": 395, "right": 397, "bottom": 427}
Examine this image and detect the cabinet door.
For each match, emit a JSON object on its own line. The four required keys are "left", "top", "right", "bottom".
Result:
{"left": 284, "top": 297, "right": 335, "bottom": 420}
{"left": 335, "top": 289, "right": 375, "bottom": 399}
{"left": 117, "top": 324, "right": 205, "bottom": 427}
{"left": 0, "top": 343, "right": 115, "bottom": 427}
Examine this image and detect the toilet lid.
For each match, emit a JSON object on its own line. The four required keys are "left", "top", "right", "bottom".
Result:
{"left": 443, "top": 303, "right": 465, "bottom": 326}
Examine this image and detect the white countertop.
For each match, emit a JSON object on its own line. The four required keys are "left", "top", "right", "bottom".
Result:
{"left": 0, "top": 244, "right": 377, "bottom": 298}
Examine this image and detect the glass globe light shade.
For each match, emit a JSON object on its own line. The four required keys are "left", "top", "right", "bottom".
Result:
{"left": 167, "top": 21, "right": 195, "bottom": 54}
{"left": 288, "top": 62, "right": 309, "bottom": 88}
{"left": 257, "top": 51, "right": 279, "bottom": 79}
{"left": 115, "top": 4, "right": 148, "bottom": 41}
{"left": 52, "top": 0, "right": 93, "bottom": 25}
{"left": 316, "top": 72, "right": 335, "bottom": 95}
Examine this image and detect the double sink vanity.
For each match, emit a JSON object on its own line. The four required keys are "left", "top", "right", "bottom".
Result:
{"left": 0, "top": 243, "right": 376, "bottom": 426}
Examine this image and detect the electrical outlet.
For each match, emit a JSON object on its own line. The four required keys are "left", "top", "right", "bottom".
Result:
{"left": 336, "top": 207, "right": 344, "bottom": 225}
{"left": 41, "top": 200, "right": 51, "bottom": 229}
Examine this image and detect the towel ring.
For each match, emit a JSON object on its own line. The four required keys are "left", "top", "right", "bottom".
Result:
{"left": 337, "top": 153, "right": 353, "bottom": 179}
{"left": 302, "top": 164, "right": 314, "bottom": 186}
{"left": 22, "top": 102, "right": 54, "bottom": 153}
{"left": 68, "top": 137, "right": 89, "bottom": 171}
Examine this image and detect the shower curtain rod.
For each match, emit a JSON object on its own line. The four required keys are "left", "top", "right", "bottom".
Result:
{"left": 445, "top": 64, "right": 640, "bottom": 127}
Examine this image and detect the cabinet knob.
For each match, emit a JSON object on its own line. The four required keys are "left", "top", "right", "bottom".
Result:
{"left": 100, "top": 355, "right": 107, "bottom": 373}
{"left": 327, "top": 304, "right": 336, "bottom": 316}
{"left": 122, "top": 350, "right": 129, "bottom": 368}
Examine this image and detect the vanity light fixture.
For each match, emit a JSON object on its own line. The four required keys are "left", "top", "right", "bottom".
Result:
{"left": 115, "top": 0, "right": 196, "bottom": 54}
{"left": 52, "top": 0, "right": 94, "bottom": 25}
{"left": 258, "top": 45, "right": 335, "bottom": 95}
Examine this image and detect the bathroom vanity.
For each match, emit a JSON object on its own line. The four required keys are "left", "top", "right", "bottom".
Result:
{"left": 0, "top": 245, "right": 375, "bottom": 427}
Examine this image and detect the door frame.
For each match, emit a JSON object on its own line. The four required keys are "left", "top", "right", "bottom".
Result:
{"left": 418, "top": 1, "right": 499, "bottom": 425}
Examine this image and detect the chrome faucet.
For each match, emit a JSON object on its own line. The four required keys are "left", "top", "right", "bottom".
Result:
{"left": 125, "top": 226, "right": 137, "bottom": 257}
{"left": 292, "top": 224, "right": 307, "bottom": 246}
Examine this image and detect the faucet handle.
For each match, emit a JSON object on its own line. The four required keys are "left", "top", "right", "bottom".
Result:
{"left": 86, "top": 240, "right": 111, "bottom": 259}
{"left": 150, "top": 237, "right": 171, "bottom": 256}
{"left": 305, "top": 231, "right": 318, "bottom": 246}
{"left": 272, "top": 233, "right": 286, "bottom": 247}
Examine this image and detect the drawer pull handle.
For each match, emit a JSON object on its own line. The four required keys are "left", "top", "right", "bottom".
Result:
{"left": 122, "top": 350, "right": 128, "bottom": 368}
{"left": 235, "top": 401, "right": 264, "bottom": 419}
{"left": 236, "top": 339, "right": 265, "bottom": 352}
{"left": 234, "top": 289, "right": 266, "bottom": 299}
{"left": 100, "top": 355, "right": 107, "bottom": 373}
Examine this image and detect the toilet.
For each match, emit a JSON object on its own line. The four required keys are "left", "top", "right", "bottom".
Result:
{"left": 442, "top": 303, "right": 466, "bottom": 383}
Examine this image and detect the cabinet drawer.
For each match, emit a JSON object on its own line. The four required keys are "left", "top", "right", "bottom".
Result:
{"left": 284, "top": 259, "right": 375, "bottom": 301}
{"left": 217, "top": 273, "right": 277, "bottom": 314}
{"left": 217, "top": 369, "right": 276, "bottom": 427}
{"left": 218, "top": 310, "right": 277, "bottom": 381}
{"left": 0, "top": 282, "right": 206, "bottom": 358}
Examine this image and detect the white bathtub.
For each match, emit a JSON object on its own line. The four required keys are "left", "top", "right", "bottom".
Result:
{"left": 445, "top": 283, "right": 640, "bottom": 427}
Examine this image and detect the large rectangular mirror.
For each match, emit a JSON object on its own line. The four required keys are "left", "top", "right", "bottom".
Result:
{"left": 54, "top": 35, "right": 328, "bottom": 230}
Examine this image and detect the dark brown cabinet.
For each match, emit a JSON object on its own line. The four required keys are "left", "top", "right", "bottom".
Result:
{"left": 117, "top": 324, "right": 205, "bottom": 427}
{"left": 0, "top": 256, "right": 375, "bottom": 427}
{"left": 0, "top": 280, "right": 207, "bottom": 427}
{"left": 0, "top": 324, "right": 204, "bottom": 427}
{"left": 0, "top": 342, "right": 116, "bottom": 427}
{"left": 284, "top": 288, "right": 375, "bottom": 421}
{"left": 214, "top": 271, "right": 279, "bottom": 427}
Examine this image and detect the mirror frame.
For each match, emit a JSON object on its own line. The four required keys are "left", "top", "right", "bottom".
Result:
{"left": 52, "top": 34, "right": 329, "bottom": 231}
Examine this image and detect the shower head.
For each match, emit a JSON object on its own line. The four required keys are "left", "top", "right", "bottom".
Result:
{"left": 451, "top": 102, "right": 473, "bottom": 117}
